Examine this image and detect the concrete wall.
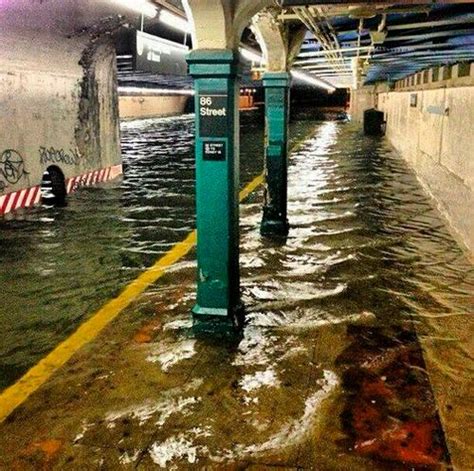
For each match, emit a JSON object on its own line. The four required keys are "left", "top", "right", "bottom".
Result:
{"left": 351, "top": 64, "right": 474, "bottom": 253}
{"left": 378, "top": 85, "right": 474, "bottom": 253}
{"left": 350, "top": 82, "right": 390, "bottom": 123}
{"left": 119, "top": 95, "right": 189, "bottom": 119}
{"left": 350, "top": 85, "right": 377, "bottom": 123}
{"left": 0, "top": 0, "right": 123, "bottom": 212}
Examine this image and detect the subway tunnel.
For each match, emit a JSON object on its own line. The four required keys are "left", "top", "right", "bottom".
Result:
{"left": 0, "top": 0, "right": 473, "bottom": 469}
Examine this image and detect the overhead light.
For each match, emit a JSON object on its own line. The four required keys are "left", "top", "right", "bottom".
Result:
{"left": 240, "top": 48, "right": 337, "bottom": 91}
{"left": 159, "top": 9, "right": 192, "bottom": 33}
{"left": 114, "top": 0, "right": 157, "bottom": 18}
{"left": 239, "top": 47, "right": 265, "bottom": 64}
{"left": 291, "top": 70, "right": 336, "bottom": 92}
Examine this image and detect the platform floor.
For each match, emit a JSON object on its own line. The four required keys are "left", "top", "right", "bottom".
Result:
{"left": 0, "top": 122, "right": 473, "bottom": 470}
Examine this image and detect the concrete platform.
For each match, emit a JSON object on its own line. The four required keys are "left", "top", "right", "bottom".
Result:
{"left": 0, "top": 262, "right": 403, "bottom": 470}
{"left": 0, "top": 124, "right": 472, "bottom": 470}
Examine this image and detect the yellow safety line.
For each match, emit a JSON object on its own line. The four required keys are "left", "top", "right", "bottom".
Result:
{"left": 0, "top": 133, "right": 311, "bottom": 423}
{"left": 239, "top": 173, "right": 264, "bottom": 201}
{"left": 0, "top": 173, "right": 263, "bottom": 423}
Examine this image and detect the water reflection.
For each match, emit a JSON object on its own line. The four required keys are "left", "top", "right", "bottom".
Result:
{"left": 237, "top": 122, "right": 473, "bottom": 468}
{"left": 1, "top": 114, "right": 471, "bottom": 469}
{"left": 0, "top": 110, "right": 316, "bottom": 390}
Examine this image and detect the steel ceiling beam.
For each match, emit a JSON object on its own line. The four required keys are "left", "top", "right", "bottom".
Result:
{"left": 384, "top": 29, "right": 474, "bottom": 42}
{"left": 330, "top": 15, "right": 474, "bottom": 36}
{"left": 298, "top": 45, "right": 373, "bottom": 57}
{"left": 292, "top": 6, "right": 347, "bottom": 73}
{"left": 280, "top": 0, "right": 454, "bottom": 5}
{"left": 372, "top": 50, "right": 474, "bottom": 60}
{"left": 372, "top": 42, "right": 474, "bottom": 55}
{"left": 301, "top": 63, "right": 352, "bottom": 69}
{"left": 284, "top": 1, "right": 473, "bottom": 85}
{"left": 387, "top": 14, "right": 474, "bottom": 31}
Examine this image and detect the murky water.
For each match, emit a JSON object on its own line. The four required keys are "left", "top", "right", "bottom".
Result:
{"left": 0, "top": 112, "right": 473, "bottom": 469}
{"left": 236, "top": 122, "right": 474, "bottom": 468}
{"left": 0, "top": 110, "right": 314, "bottom": 390}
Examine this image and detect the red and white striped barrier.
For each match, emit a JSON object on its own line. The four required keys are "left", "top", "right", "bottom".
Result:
{"left": 0, "top": 164, "right": 122, "bottom": 216}
{"left": 0, "top": 186, "right": 42, "bottom": 215}
{"left": 66, "top": 164, "right": 122, "bottom": 194}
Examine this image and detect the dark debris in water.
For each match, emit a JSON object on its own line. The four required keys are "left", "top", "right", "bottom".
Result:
{"left": 337, "top": 325, "right": 450, "bottom": 468}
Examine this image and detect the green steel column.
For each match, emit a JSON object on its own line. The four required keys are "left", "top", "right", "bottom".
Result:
{"left": 261, "top": 72, "right": 291, "bottom": 237}
{"left": 187, "top": 50, "right": 241, "bottom": 322}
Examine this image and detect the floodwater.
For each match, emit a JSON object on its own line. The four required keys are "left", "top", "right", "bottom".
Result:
{"left": 0, "top": 110, "right": 313, "bottom": 390}
{"left": 0, "top": 111, "right": 473, "bottom": 469}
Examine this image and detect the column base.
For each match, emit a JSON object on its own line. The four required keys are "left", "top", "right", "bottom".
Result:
{"left": 261, "top": 217, "right": 290, "bottom": 237}
{"left": 192, "top": 303, "right": 245, "bottom": 333}
{"left": 192, "top": 305, "right": 229, "bottom": 317}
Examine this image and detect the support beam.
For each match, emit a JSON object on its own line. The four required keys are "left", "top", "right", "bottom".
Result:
{"left": 252, "top": 8, "right": 288, "bottom": 71}
{"left": 186, "top": 50, "right": 242, "bottom": 323}
{"left": 288, "top": 25, "right": 309, "bottom": 66}
{"left": 252, "top": 9, "right": 294, "bottom": 237}
{"left": 182, "top": 0, "right": 277, "bottom": 328}
{"left": 261, "top": 72, "right": 291, "bottom": 237}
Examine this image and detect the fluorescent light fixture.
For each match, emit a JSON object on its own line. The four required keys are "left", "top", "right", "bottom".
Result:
{"left": 239, "top": 50, "right": 336, "bottom": 91}
{"left": 291, "top": 70, "right": 336, "bottom": 92}
{"left": 159, "top": 9, "right": 192, "bottom": 33}
{"left": 239, "top": 48, "right": 337, "bottom": 92}
{"left": 118, "top": 86, "right": 195, "bottom": 96}
{"left": 239, "top": 47, "right": 265, "bottom": 64}
{"left": 114, "top": 0, "right": 157, "bottom": 18}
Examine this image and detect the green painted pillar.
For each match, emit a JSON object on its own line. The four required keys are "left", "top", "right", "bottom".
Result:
{"left": 187, "top": 50, "right": 241, "bottom": 323}
{"left": 261, "top": 72, "right": 291, "bottom": 237}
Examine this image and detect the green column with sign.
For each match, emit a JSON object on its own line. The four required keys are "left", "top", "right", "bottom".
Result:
{"left": 261, "top": 72, "right": 291, "bottom": 237}
{"left": 187, "top": 50, "right": 241, "bottom": 323}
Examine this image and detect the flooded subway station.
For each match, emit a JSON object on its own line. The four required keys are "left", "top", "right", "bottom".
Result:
{"left": 0, "top": 1, "right": 473, "bottom": 470}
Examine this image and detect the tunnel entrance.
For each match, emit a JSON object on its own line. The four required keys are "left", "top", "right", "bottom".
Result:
{"left": 40, "top": 165, "right": 67, "bottom": 207}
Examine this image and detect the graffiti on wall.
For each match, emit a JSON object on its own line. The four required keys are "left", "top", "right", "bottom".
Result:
{"left": 0, "top": 149, "right": 28, "bottom": 192}
{"left": 39, "top": 146, "right": 81, "bottom": 166}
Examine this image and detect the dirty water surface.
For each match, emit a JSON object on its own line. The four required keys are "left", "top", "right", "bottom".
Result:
{"left": 0, "top": 114, "right": 473, "bottom": 470}
{"left": 0, "top": 110, "right": 313, "bottom": 390}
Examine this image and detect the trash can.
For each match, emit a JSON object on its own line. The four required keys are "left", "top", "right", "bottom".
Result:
{"left": 363, "top": 109, "right": 385, "bottom": 136}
